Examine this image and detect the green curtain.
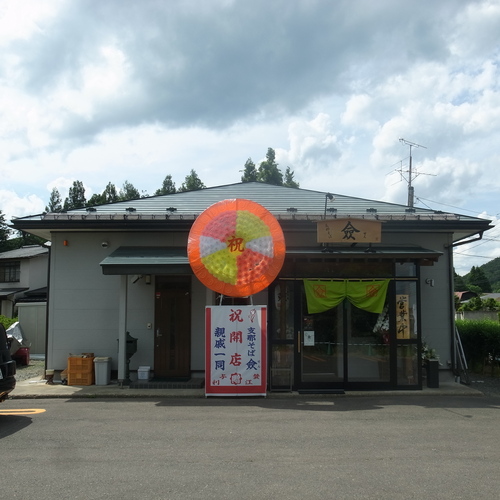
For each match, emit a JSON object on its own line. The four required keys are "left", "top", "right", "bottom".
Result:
{"left": 304, "top": 279, "right": 390, "bottom": 314}
{"left": 303, "top": 280, "right": 346, "bottom": 313}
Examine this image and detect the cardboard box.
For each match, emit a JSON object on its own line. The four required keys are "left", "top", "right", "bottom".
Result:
{"left": 68, "top": 356, "right": 94, "bottom": 372}
{"left": 67, "top": 371, "right": 94, "bottom": 386}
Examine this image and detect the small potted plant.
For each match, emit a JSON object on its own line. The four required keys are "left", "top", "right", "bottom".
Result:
{"left": 422, "top": 341, "right": 440, "bottom": 388}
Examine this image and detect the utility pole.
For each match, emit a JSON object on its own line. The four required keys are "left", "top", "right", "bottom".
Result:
{"left": 399, "top": 138, "right": 427, "bottom": 207}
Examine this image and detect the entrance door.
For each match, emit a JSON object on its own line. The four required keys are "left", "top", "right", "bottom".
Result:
{"left": 268, "top": 280, "right": 393, "bottom": 390}
{"left": 297, "top": 300, "right": 391, "bottom": 389}
{"left": 301, "top": 307, "right": 343, "bottom": 385}
{"left": 154, "top": 278, "right": 191, "bottom": 379}
{"left": 271, "top": 277, "right": 419, "bottom": 391}
{"left": 345, "top": 302, "right": 390, "bottom": 386}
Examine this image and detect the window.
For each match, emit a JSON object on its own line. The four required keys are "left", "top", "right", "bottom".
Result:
{"left": 0, "top": 261, "right": 20, "bottom": 282}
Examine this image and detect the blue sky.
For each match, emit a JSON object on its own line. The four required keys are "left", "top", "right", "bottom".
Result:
{"left": 1, "top": 0, "right": 499, "bottom": 274}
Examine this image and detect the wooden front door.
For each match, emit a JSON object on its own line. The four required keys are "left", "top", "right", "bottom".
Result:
{"left": 154, "top": 277, "right": 191, "bottom": 379}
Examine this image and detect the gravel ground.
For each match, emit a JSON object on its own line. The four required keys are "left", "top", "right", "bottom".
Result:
{"left": 469, "top": 373, "right": 500, "bottom": 398}
{"left": 14, "top": 359, "right": 45, "bottom": 382}
{"left": 13, "top": 359, "right": 500, "bottom": 397}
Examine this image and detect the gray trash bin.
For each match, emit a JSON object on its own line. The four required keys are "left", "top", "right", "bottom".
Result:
{"left": 94, "top": 357, "right": 111, "bottom": 385}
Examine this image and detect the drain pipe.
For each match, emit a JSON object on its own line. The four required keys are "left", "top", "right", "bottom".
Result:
{"left": 445, "top": 230, "right": 485, "bottom": 374}
{"left": 448, "top": 230, "right": 485, "bottom": 249}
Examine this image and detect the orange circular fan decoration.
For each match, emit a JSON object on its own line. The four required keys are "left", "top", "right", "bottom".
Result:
{"left": 188, "top": 199, "right": 286, "bottom": 297}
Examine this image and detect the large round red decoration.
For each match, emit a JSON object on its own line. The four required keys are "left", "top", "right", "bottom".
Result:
{"left": 188, "top": 199, "right": 286, "bottom": 297}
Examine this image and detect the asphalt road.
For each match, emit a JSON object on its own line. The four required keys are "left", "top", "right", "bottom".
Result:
{"left": 1, "top": 396, "right": 500, "bottom": 500}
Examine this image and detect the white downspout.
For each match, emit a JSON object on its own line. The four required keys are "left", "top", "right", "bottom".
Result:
{"left": 118, "top": 275, "right": 128, "bottom": 382}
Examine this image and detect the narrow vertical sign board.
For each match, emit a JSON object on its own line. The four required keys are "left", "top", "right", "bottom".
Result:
{"left": 396, "top": 294, "right": 410, "bottom": 339}
{"left": 206, "top": 305, "right": 267, "bottom": 397}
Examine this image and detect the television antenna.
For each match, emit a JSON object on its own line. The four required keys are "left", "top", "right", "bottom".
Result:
{"left": 398, "top": 138, "right": 431, "bottom": 208}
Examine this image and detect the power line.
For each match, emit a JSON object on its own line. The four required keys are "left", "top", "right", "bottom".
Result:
{"left": 464, "top": 238, "right": 500, "bottom": 251}
{"left": 453, "top": 251, "right": 498, "bottom": 260}
{"left": 415, "top": 196, "right": 499, "bottom": 220}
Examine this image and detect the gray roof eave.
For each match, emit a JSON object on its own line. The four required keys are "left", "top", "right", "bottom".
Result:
{"left": 12, "top": 214, "right": 492, "bottom": 234}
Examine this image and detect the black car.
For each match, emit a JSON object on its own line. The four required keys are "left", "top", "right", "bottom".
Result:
{"left": 0, "top": 323, "right": 16, "bottom": 402}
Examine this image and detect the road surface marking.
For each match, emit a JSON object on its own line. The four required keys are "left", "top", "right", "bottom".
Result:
{"left": 0, "top": 408, "right": 46, "bottom": 415}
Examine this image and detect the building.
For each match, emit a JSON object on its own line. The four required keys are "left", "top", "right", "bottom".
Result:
{"left": 0, "top": 245, "right": 48, "bottom": 318}
{"left": 12, "top": 182, "right": 492, "bottom": 391}
{"left": 454, "top": 291, "right": 479, "bottom": 303}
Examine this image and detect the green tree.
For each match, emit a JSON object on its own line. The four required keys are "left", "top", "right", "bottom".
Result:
{"left": 459, "top": 296, "right": 500, "bottom": 312}
{"left": 483, "top": 298, "right": 500, "bottom": 311}
{"left": 63, "top": 180, "right": 86, "bottom": 210}
{"left": 241, "top": 158, "right": 258, "bottom": 183}
{"left": 87, "top": 193, "right": 104, "bottom": 206}
{"left": 454, "top": 270, "right": 467, "bottom": 292}
{"left": 155, "top": 174, "right": 177, "bottom": 195}
{"left": 87, "top": 183, "right": 118, "bottom": 206}
{"left": 119, "top": 180, "right": 141, "bottom": 201}
{"left": 472, "top": 257, "right": 500, "bottom": 293}
{"left": 0, "top": 211, "right": 11, "bottom": 251}
{"left": 467, "top": 284, "right": 482, "bottom": 296}
{"left": 179, "top": 169, "right": 206, "bottom": 192}
{"left": 467, "top": 266, "right": 492, "bottom": 293}
{"left": 17, "top": 231, "right": 47, "bottom": 247}
{"left": 257, "top": 148, "right": 283, "bottom": 185}
{"left": 102, "top": 182, "right": 119, "bottom": 204}
{"left": 45, "top": 187, "right": 63, "bottom": 212}
{"left": 283, "top": 166, "right": 299, "bottom": 188}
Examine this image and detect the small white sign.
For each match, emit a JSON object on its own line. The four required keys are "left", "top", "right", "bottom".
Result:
{"left": 304, "top": 330, "right": 315, "bottom": 346}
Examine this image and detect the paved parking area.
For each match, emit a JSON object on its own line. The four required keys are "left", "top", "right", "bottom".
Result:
{"left": 2, "top": 395, "right": 500, "bottom": 499}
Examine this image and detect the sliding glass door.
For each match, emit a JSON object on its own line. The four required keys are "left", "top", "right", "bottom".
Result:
{"left": 300, "top": 306, "right": 343, "bottom": 384}
{"left": 269, "top": 273, "right": 420, "bottom": 391}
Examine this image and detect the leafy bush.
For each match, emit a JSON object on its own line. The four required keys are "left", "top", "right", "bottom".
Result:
{"left": 456, "top": 319, "right": 500, "bottom": 371}
{"left": 458, "top": 297, "right": 500, "bottom": 312}
{"left": 0, "top": 315, "right": 18, "bottom": 329}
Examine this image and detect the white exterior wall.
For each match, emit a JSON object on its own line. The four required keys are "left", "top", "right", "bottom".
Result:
{"left": 18, "top": 260, "right": 31, "bottom": 288}
{"left": 48, "top": 232, "right": 120, "bottom": 370}
{"left": 48, "top": 231, "right": 188, "bottom": 371}
{"left": 17, "top": 302, "right": 46, "bottom": 354}
{"left": 123, "top": 272, "right": 155, "bottom": 370}
{"left": 8, "top": 254, "right": 48, "bottom": 289}
{"left": 456, "top": 311, "right": 499, "bottom": 321}
{"left": 417, "top": 233, "right": 454, "bottom": 366}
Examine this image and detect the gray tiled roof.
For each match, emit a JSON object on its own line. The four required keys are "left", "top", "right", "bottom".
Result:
{"left": 22, "top": 182, "right": 487, "bottom": 221}
{"left": 0, "top": 245, "right": 48, "bottom": 260}
{"left": 11, "top": 183, "right": 492, "bottom": 245}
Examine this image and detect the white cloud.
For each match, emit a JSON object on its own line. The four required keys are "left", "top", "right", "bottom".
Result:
{"left": 341, "top": 94, "right": 378, "bottom": 131}
{"left": 0, "top": 0, "right": 499, "bottom": 271}
{"left": 450, "top": 0, "right": 500, "bottom": 58}
{"left": 283, "top": 114, "right": 340, "bottom": 172}
{"left": 0, "top": 0, "right": 61, "bottom": 45}
{"left": 0, "top": 189, "right": 45, "bottom": 221}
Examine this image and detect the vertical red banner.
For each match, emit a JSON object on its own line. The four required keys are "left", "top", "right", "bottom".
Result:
{"left": 205, "top": 306, "right": 267, "bottom": 396}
